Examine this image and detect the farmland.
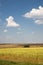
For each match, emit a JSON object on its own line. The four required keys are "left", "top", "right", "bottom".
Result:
{"left": 0, "top": 47, "right": 43, "bottom": 65}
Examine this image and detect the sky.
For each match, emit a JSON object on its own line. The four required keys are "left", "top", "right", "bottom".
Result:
{"left": 0, "top": 0, "right": 43, "bottom": 43}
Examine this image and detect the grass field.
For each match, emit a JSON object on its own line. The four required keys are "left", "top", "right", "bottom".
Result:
{"left": 0, "top": 47, "right": 43, "bottom": 65}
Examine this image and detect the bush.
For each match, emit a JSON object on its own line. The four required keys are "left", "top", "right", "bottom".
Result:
{"left": 24, "top": 45, "right": 30, "bottom": 48}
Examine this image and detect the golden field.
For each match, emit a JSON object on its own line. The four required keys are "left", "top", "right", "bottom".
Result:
{"left": 0, "top": 47, "right": 43, "bottom": 64}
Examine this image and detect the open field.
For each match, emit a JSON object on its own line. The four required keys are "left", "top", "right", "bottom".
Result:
{"left": 0, "top": 47, "right": 43, "bottom": 65}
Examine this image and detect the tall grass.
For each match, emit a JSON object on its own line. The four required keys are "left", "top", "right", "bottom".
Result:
{"left": 0, "top": 60, "right": 43, "bottom": 65}
{"left": 0, "top": 48, "right": 43, "bottom": 64}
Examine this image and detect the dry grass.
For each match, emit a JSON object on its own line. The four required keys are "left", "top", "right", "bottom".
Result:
{"left": 0, "top": 47, "right": 43, "bottom": 64}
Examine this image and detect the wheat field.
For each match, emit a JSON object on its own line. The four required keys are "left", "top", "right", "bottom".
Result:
{"left": 0, "top": 47, "right": 43, "bottom": 64}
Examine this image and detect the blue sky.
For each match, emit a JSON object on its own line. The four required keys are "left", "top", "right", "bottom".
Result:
{"left": 0, "top": 0, "right": 43, "bottom": 43}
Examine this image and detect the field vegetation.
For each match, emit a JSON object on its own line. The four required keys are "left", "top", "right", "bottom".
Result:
{"left": 0, "top": 47, "right": 43, "bottom": 65}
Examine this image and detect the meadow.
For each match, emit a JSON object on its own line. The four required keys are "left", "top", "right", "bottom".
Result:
{"left": 0, "top": 47, "right": 43, "bottom": 65}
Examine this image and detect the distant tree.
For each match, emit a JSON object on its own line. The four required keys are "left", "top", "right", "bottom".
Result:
{"left": 24, "top": 45, "right": 30, "bottom": 48}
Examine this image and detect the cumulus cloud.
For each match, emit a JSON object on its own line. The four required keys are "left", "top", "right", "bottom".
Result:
{"left": 6, "top": 16, "right": 20, "bottom": 27}
{"left": 23, "top": 6, "right": 43, "bottom": 24}
{"left": 4, "top": 29, "right": 8, "bottom": 32}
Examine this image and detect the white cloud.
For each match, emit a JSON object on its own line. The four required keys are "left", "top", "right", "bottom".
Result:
{"left": 35, "top": 19, "right": 43, "bottom": 24}
{"left": 23, "top": 6, "right": 43, "bottom": 24}
{"left": 4, "top": 29, "right": 8, "bottom": 32}
{"left": 6, "top": 16, "right": 20, "bottom": 27}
